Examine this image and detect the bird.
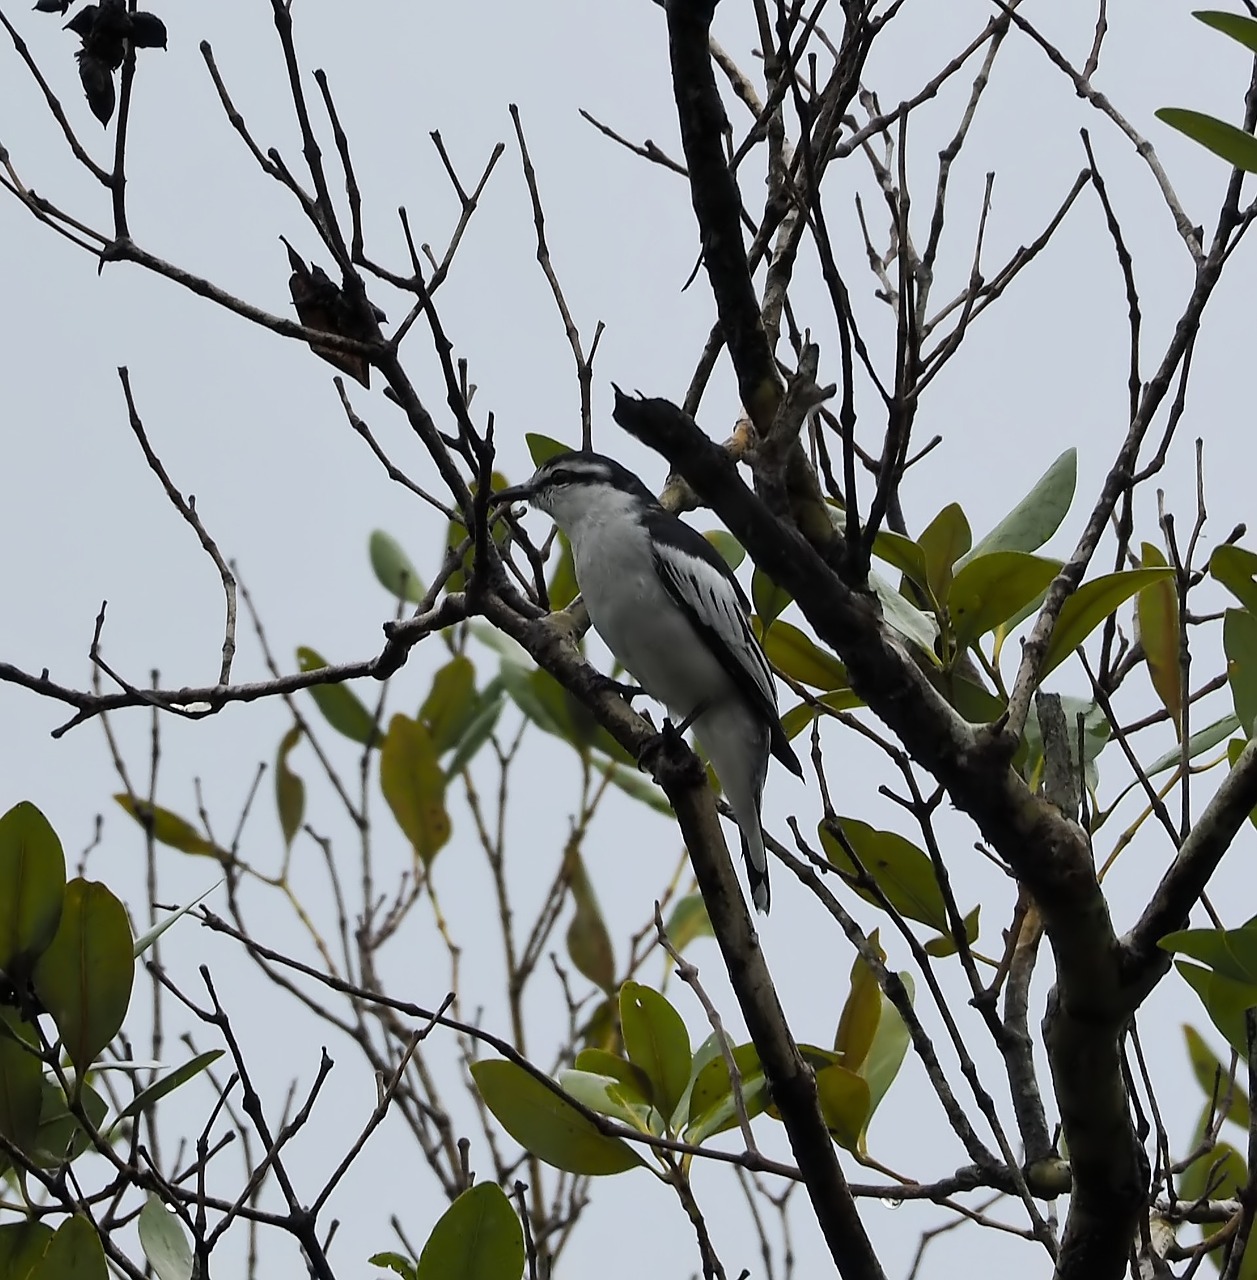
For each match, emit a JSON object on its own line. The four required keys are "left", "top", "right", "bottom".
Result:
{"left": 493, "top": 449, "right": 802, "bottom": 912}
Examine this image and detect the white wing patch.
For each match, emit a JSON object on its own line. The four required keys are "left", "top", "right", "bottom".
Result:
{"left": 652, "top": 545, "right": 778, "bottom": 719}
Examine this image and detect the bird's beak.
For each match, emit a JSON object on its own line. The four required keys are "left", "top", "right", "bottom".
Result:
{"left": 490, "top": 482, "right": 535, "bottom": 508}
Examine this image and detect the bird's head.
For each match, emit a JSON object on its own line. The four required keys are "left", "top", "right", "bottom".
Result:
{"left": 492, "top": 450, "right": 656, "bottom": 535}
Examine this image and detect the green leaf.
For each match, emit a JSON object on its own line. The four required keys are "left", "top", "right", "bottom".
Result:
{"left": 499, "top": 663, "right": 573, "bottom": 740}
{"left": 752, "top": 567, "right": 792, "bottom": 629}
{"left": 818, "top": 818, "right": 952, "bottom": 933}
{"left": 573, "top": 1049, "right": 653, "bottom": 1107}
{"left": 1145, "top": 713, "right": 1240, "bottom": 776}
{"left": 780, "top": 689, "right": 864, "bottom": 740}
{"left": 111, "top": 1051, "right": 224, "bottom": 1135}
{"left": 0, "top": 1011, "right": 42, "bottom": 1161}
{"left": 1139, "top": 543, "right": 1182, "bottom": 729}
{"left": 31, "top": 879, "right": 135, "bottom": 1078}
{"left": 295, "top": 647, "right": 379, "bottom": 746}
{"left": 547, "top": 536, "right": 580, "bottom": 611}
{"left": 860, "top": 972, "right": 913, "bottom": 1140}
{"left": 565, "top": 851, "right": 615, "bottom": 991}
{"left": 1174, "top": 960, "right": 1257, "bottom": 1058}
{"left": 601, "top": 763, "right": 672, "bottom": 815}
{"left": 1157, "top": 108, "right": 1257, "bottom": 172}
{"left": 1196, "top": 9, "right": 1257, "bottom": 53}
{"left": 113, "top": 797, "right": 224, "bottom": 860}
{"left": 1226, "top": 609, "right": 1257, "bottom": 736}
{"left": 815, "top": 1063, "right": 870, "bottom": 1152}
{"left": 132, "top": 881, "right": 220, "bottom": 958}
{"left": 834, "top": 936, "right": 883, "bottom": 1073}
{"left": 0, "top": 1221, "right": 55, "bottom": 1280}
{"left": 379, "top": 715, "right": 451, "bottom": 865}
{"left": 868, "top": 570, "right": 940, "bottom": 656}
{"left": 924, "top": 905, "right": 981, "bottom": 958}
{"left": 948, "top": 553, "right": 1061, "bottom": 653}
{"left": 31, "top": 1077, "right": 107, "bottom": 1167}
{"left": 871, "top": 530, "right": 929, "bottom": 593}
{"left": 369, "top": 1253, "right": 418, "bottom": 1280}
{"left": 1041, "top": 568, "right": 1175, "bottom": 677}
{"left": 1184, "top": 1024, "right": 1251, "bottom": 1131}
{"left": 1210, "top": 544, "right": 1257, "bottom": 615}
{"left": 138, "top": 1195, "right": 193, "bottom": 1280}
{"left": 964, "top": 449, "right": 1076, "bottom": 563}
{"left": 762, "top": 621, "right": 849, "bottom": 690}
{"left": 620, "top": 982, "right": 691, "bottom": 1121}
{"left": 556, "top": 1069, "right": 651, "bottom": 1130}
{"left": 470, "top": 1059, "right": 644, "bottom": 1175}
{"left": 0, "top": 801, "right": 66, "bottom": 976}
{"left": 663, "top": 893, "right": 714, "bottom": 956}
{"left": 1161, "top": 924, "right": 1257, "bottom": 985}
{"left": 525, "top": 433, "right": 574, "bottom": 466}
{"left": 445, "top": 683, "right": 505, "bottom": 777}
{"left": 415, "top": 1182, "right": 524, "bottom": 1280}
{"left": 275, "top": 726, "right": 305, "bottom": 850}
{"left": 420, "top": 656, "right": 478, "bottom": 754}
{"left": 1022, "top": 695, "right": 1110, "bottom": 793}
{"left": 683, "top": 1043, "right": 769, "bottom": 1144}
{"left": 369, "top": 530, "right": 426, "bottom": 603}
{"left": 917, "top": 503, "right": 971, "bottom": 603}
{"left": 703, "top": 530, "right": 745, "bottom": 570}
{"left": 30, "top": 1215, "right": 106, "bottom": 1280}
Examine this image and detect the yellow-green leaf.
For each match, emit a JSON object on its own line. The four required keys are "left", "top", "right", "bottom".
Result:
{"left": 420, "top": 656, "right": 477, "bottom": 754}
{"left": 703, "top": 530, "right": 745, "bottom": 571}
{"left": 31, "top": 1076, "right": 107, "bottom": 1167}
{"left": 663, "top": 893, "right": 714, "bottom": 956}
{"left": 470, "top": 1059, "right": 643, "bottom": 1175}
{"left": 752, "top": 567, "right": 792, "bottom": 629}
{"left": 948, "top": 552, "right": 1061, "bottom": 653}
{"left": 1196, "top": 9, "right": 1257, "bottom": 53}
{"left": 525, "top": 433, "right": 574, "bottom": 466}
{"left": 379, "top": 715, "right": 450, "bottom": 865}
{"left": 1138, "top": 543, "right": 1182, "bottom": 730}
{"left": 1210, "top": 544, "right": 1257, "bottom": 615}
{"left": 565, "top": 851, "right": 615, "bottom": 991}
{"left": 871, "top": 530, "right": 929, "bottom": 593}
{"left": 780, "top": 689, "right": 864, "bottom": 740}
{"left": 1226, "top": 609, "right": 1257, "bottom": 736}
{"left": 917, "top": 503, "right": 971, "bottom": 603}
{"left": 137, "top": 1193, "right": 194, "bottom": 1280}
{"left": 369, "top": 530, "right": 426, "bottom": 603}
{"left": 548, "top": 536, "right": 580, "bottom": 610}
{"left": 860, "top": 971, "right": 913, "bottom": 1143}
{"left": 1184, "top": 1024, "right": 1251, "bottom": 1131}
{"left": 0, "top": 1221, "right": 54, "bottom": 1279}
{"left": 31, "top": 880, "right": 134, "bottom": 1078}
{"left": 29, "top": 1215, "right": 106, "bottom": 1280}
{"left": 834, "top": 933, "right": 884, "bottom": 1072}
{"left": 684, "top": 1042, "right": 768, "bottom": 1144}
{"left": 1157, "top": 107, "right": 1257, "bottom": 173}
{"left": 620, "top": 982, "right": 691, "bottom": 1120}
{"left": 1041, "top": 568, "right": 1175, "bottom": 677}
{"left": 815, "top": 1062, "right": 871, "bottom": 1152}
{"left": 0, "top": 1009, "right": 42, "bottom": 1161}
{"left": 415, "top": 1182, "right": 524, "bottom": 1280}
{"left": 762, "top": 621, "right": 849, "bottom": 690}
{"left": 275, "top": 726, "right": 305, "bottom": 850}
{"left": 295, "top": 647, "right": 379, "bottom": 746}
{"left": 573, "top": 1049, "right": 653, "bottom": 1108}
{"left": 0, "top": 801, "right": 66, "bottom": 976}
{"left": 113, "top": 797, "right": 225, "bottom": 861}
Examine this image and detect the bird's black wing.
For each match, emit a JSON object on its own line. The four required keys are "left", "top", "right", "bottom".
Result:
{"left": 645, "top": 507, "right": 802, "bottom": 777}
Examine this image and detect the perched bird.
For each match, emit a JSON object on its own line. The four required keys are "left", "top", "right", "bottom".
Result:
{"left": 494, "top": 449, "right": 802, "bottom": 912}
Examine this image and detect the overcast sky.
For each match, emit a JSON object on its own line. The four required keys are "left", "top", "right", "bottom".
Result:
{"left": 3, "top": 1, "right": 1256, "bottom": 1276}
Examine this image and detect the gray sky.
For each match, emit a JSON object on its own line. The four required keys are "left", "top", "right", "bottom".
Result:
{"left": 3, "top": 1, "right": 1256, "bottom": 1276}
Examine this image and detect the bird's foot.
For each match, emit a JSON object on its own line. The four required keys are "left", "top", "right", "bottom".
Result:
{"left": 595, "top": 674, "right": 647, "bottom": 704}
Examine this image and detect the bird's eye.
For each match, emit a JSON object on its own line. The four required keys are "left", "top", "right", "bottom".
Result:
{"left": 546, "top": 468, "right": 571, "bottom": 486}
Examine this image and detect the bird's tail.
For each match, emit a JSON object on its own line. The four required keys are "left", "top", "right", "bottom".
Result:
{"left": 739, "top": 824, "right": 770, "bottom": 914}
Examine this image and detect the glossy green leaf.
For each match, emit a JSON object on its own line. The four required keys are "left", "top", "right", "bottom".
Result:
{"left": 663, "top": 893, "right": 714, "bottom": 955}
{"left": 415, "top": 1182, "right": 524, "bottom": 1280}
{"left": 1175, "top": 960, "right": 1257, "bottom": 1058}
{"left": 1225, "top": 609, "right": 1257, "bottom": 736}
{"left": 917, "top": 503, "right": 971, "bottom": 602}
{"left": 924, "top": 905, "right": 981, "bottom": 958}
{"left": 780, "top": 689, "right": 865, "bottom": 740}
{"left": 1161, "top": 924, "right": 1257, "bottom": 985}
{"left": 547, "top": 535, "right": 580, "bottom": 611}
{"left": 0, "top": 1221, "right": 54, "bottom": 1280}
{"left": 137, "top": 1195, "right": 193, "bottom": 1280}
{"left": 1196, "top": 9, "right": 1257, "bottom": 53}
{"left": 1157, "top": 108, "right": 1257, "bottom": 172}
{"left": 369, "top": 530, "right": 426, "bottom": 603}
{"left": 684, "top": 1042, "right": 768, "bottom": 1143}
{"left": 29, "top": 1214, "right": 106, "bottom": 1280}
{"left": 1145, "top": 713, "right": 1240, "bottom": 776}
{"left": 0, "top": 1010, "right": 42, "bottom": 1161}
{"left": 295, "top": 647, "right": 379, "bottom": 746}
{"left": 818, "top": 818, "right": 951, "bottom": 933}
{"left": 861, "top": 971, "right": 913, "bottom": 1138}
{"left": 573, "top": 1049, "right": 653, "bottom": 1107}
{"left": 133, "top": 881, "right": 220, "bottom": 959}
{"left": 1041, "top": 568, "right": 1175, "bottom": 677}
{"left": 703, "top": 530, "right": 745, "bottom": 570}
{"left": 1139, "top": 543, "right": 1182, "bottom": 729}
{"left": 379, "top": 715, "right": 450, "bottom": 865}
{"left": 762, "top": 621, "right": 849, "bottom": 690}
{"left": 445, "top": 683, "right": 505, "bottom": 777}
{"left": 470, "top": 1059, "right": 644, "bottom": 1175}
{"left": 871, "top": 530, "right": 929, "bottom": 593}
{"left": 620, "top": 982, "right": 691, "bottom": 1120}
{"left": 369, "top": 1253, "right": 418, "bottom": 1280}
{"left": 815, "top": 1063, "right": 870, "bottom": 1152}
{"left": 834, "top": 935, "right": 883, "bottom": 1072}
{"left": 525, "top": 433, "right": 574, "bottom": 466}
{"left": 31, "top": 879, "right": 134, "bottom": 1078}
{"left": 944, "top": 673, "right": 1007, "bottom": 728}
{"left": 113, "top": 796, "right": 224, "bottom": 860}
{"left": 1211, "top": 544, "right": 1257, "bottom": 615}
{"left": 565, "top": 851, "right": 615, "bottom": 991}
{"left": 1184, "top": 1024, "right": 1251, "bottom": 1131}
{"left": 31, "top": 1077, "right": 107, "bottom": 1167}
{"left": 0, "top": 801, "right": 66, "bottom": 976}
{"left": 1227, "top": 738, "right": 1257, "bottom": 830}
{"left": 949, "top": 552, "right": 1061, "bottom": 652}
{"left": 601, "top": 763, "right": 672, "bottom": 815}
{"left": 965, "top": 448, "right": 1077, "bottom": 563}
{"left": 752, "top": 567, "right": 792, "bottom": 629}
{"left": 275, "top": 726, "right": 305, "bottom": 850}
{"left": 111, "top": 1051, "right": 224, "bottom": 1134}
{"left": 556, "top": 1069, "right": 650, "bottom": 1130}
{"left": 420, "top": 656, "right": 478, "bottom": 753}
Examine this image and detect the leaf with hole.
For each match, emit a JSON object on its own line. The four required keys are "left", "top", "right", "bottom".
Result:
{"left": 620, "top": 982, "right": 691, "bottom": 1121}
{"left": 137, "top": 1195, "right": 193, "bottom": 1280}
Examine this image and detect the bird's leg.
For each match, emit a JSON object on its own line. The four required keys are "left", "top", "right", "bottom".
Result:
{"left": 672, "top": 699, "right": 712, "bottom": 737}
{"left": 594, "top": 673, "right": 647, "bottom": 703}
{"left": 637, "top": 700, "right": 710, "bottom": 771}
